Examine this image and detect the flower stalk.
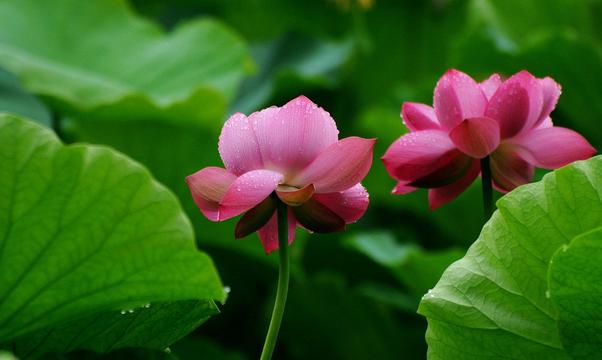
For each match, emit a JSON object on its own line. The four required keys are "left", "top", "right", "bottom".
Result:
{"left": 480, "top": 156, "right": 493, "bottom": 220}
{"left": 260, "top": 199, "right": 290, "bottom": 360}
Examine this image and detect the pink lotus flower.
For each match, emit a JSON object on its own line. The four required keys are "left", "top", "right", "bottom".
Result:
{"left": 382, "top": 69, "right": 596, "bottom": 209}
{"left": 187, "top": 96, "right": 375, "bottom": 253}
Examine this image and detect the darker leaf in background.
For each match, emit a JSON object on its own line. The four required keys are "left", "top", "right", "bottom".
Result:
{"left": 0, "top": 68, "right": 50, "bottom": 126}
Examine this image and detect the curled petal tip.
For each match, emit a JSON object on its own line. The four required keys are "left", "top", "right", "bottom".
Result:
{"left": 186, "top": 167, "right": 236, "bottom": 222}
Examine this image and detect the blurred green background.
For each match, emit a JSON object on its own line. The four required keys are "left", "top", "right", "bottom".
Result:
{"left": 1, "top": 0, "right": 601, "bottom": 358}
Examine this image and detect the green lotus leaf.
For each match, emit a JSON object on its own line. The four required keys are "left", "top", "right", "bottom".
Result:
{"left": 0, "top": 114, "right": 224, "bottom": 347}
{"left": 0, "top": 0, "right": 250, "bottom": 123}
{"left": 419, "top": 156, "right": 602, "bottom": 359}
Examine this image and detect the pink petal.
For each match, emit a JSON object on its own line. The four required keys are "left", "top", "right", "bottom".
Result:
{"left": 535, "top": 77, "right": 561, "bottom": 128}
{"left": 381, "top": 130, "right": 457, "bottom": 182}
{"left": 257, "top": 209, "right": 296, "bottom": 254}
{"left": 434, "top": 69, "right": 487, "bottom": 130}
{"left": 510, "top": 127, "right": 596, "bottom": 169}
{"left": 218, "top": 169, "right": 283, "bottom": 221}
{"left": 537, "top": 117, "right": 554, "bottom": 129}
{"left": 428, "top": 160, "right": 480, "bottom": 210}
{"left": 485, "top": 70, "right": 543, "bottom": 138}
{"left": 218, "top": 112, "right": 264, "bottom": 175}
{"left": 449, "top": 117, "right": 500, "bottom": 159}
{"left": 409, "top": 152, "right": 473, "bottom": 188}
{"left": 490, "top": 145, "right": 534, "bottom": 193}
{"left": 392, "top": 182, "right": 417, "bottom": 195}
{"left": 401, "top": 102, "right": 439, "bottom": 131}
{"left": 186, "top": 167, "right": 236, "bottom": 221}
{"left": 235, "top": 197, "right": 277, "bottom": 239}
{"left": 250, "top": 95, "right": 339, "bottom": 174}
{"left": 291, "top": 198, "right": 346, "bottom": 233}
{"left": 313, "top": 183, "right": 369, "bottom": 224}
{"left": 479, "top": 73, "right": 503, "bottom": 100}
{"left": 293, "top": 137, "right": 376, "bottom": 193}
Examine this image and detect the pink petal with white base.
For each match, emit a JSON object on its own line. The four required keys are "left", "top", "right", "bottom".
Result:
{"left": 218, "top": 169, "right": 283, "bottom": 221}
{"left": 293, "top": 137, "right": 376, "bottom": 193}
{"left": 257, "top": 209, "right": 297, "bottom": 254}
{"left": 428, "top": 160, "right": 480, "bottom": 210}
{"left": 186, "top": 167, "right": 236, "bottom": 221}
{"left": 449, "top": 117, "right": 500, "bottom": 159}
{"left": 434, "top": 69, "right": 487, "bottom": 130}
{"left": 313, "top": 184, "right": 369, "bottom": 223}
{"left": 382, "top": 130, "right": 457, "bottom": 182}
{"left": 511, "top": 127, "right": 596, "bottom": 169}
{"left": 219, "top": 112, "right": 263, "bottom": 175}
{"left": 479, "top": 74, "right": 503, "bottom": 100}
{"left": 250, "top": 95, "right": 339, "bottom": 173}
{"left": 485, "top": 70, "right": 543, "bottom": 138}
{"left": 401, "top": 102, "right": 439, "bottom": 131}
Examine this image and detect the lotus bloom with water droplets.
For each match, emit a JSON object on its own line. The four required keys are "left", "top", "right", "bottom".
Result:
{"left": 186, "top": 96, "right": 375, "bottom": 253}
{"left": 382, "top": 69, "right": 596, "bottom": 209}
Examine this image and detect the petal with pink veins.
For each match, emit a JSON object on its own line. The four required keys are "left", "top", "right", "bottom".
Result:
{"left": 313, "top": 183, "right": 369, "bottom": 223}
{"left": 186, "top": 167, "right": 236, "bottom": 221}
{"left": 257, "top": 209, "right": 297, "bottom": 254}
{"left": 250, "top": 95, "right": 339, "bottom": 173}
{"left": 218, "top": 112, "right": 263, "bottom": 175}
{"left": 428, "top": 160, "right": 480, "bottom": 210}
{"left": 536, "top": 77, "right": 561, "bottom": 127}
{"left": 490, "top": 145, "right": 534, "bottom": 193}
{"left": 218, "top": 169, "right": 283, "bottom": 221}
{"left": 449, "top": 117, "right": 500, "bottom": 159}
{"left": 293, "top": 137, "right": 376, "bottom": 193}
{"left": 485, "top": 70, "right": 543, "bottom": 138}
{"left": 382, "top": 130, "right": 458, "bottom": 182}
{"left": 434, "top": 69, "right": 487, "bottom": 130}
{"left": 479, "top": 73, "right": 503, "bottom": 100}
{"left": 401, "top": 102, "right": 439, "bottom": 131}
{"left": 510, "top": 127, "right": 596, "bottom": 169}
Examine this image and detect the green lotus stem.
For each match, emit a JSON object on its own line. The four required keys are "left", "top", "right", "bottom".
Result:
{"left": 260, "top": 199, "right": 289, "bottom": 360}
{"left": 480, "top": 156, "right": 493, "bottom": 220}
